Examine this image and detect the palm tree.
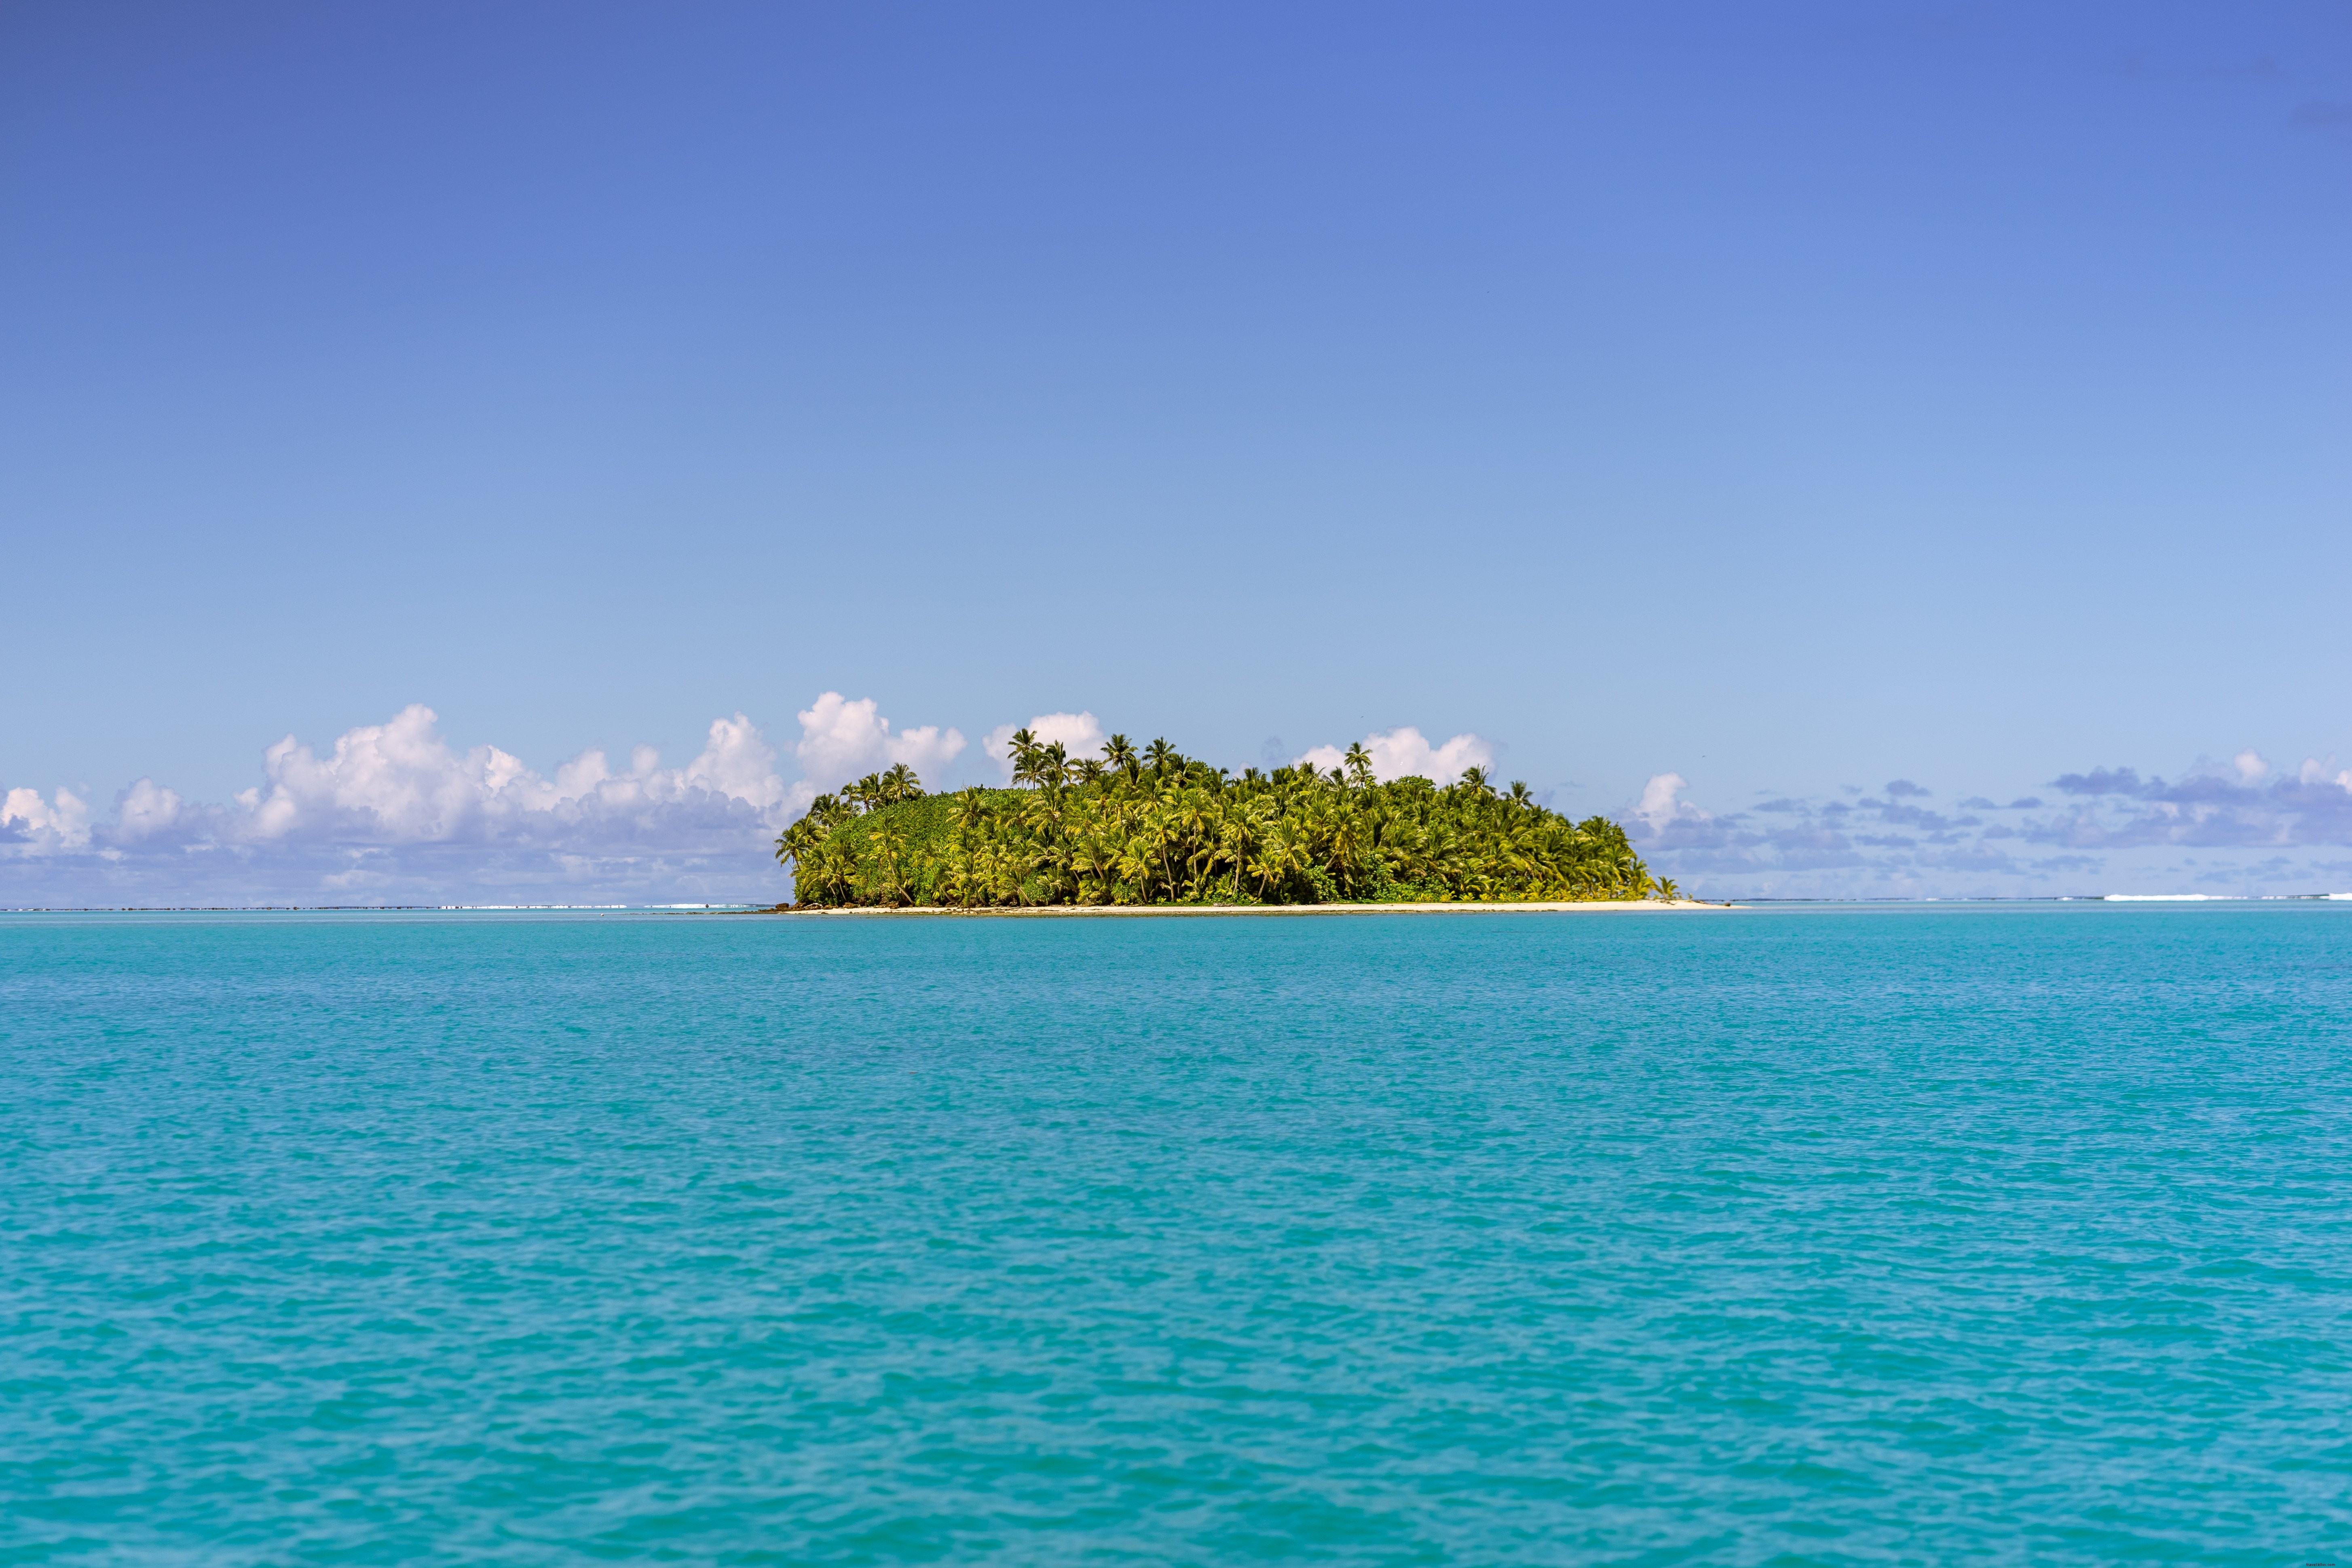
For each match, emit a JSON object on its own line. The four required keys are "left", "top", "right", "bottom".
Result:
{"left": 871, "top": 820, "right": 913, "bottom": 904}
{"left": 1113, "top": 834, "right": 1158, "bottom": 902}
{"left": 1168, "top": 786, "right": 1210, "bottom": 896}
{"left": 780, "top": 719, "right": 1658, "bottom": 908}
{"left": 1325, "top": 807, "right": 1371, "bottom": 893}
{"left": 1071, "top": 830, "right": 1119, "bottom": 901}
{"left": 1217, "top": 804, "right": 1259, "bottom": 899}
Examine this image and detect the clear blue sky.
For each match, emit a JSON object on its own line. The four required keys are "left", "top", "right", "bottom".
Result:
{"left": 3, "top": 2, "right": 2347, "bottom": 900}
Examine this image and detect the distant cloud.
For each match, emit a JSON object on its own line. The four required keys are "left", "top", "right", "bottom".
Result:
{"left": 1866, "top": 798, "right": 1965, "bottom": 832}
{"left": 981, "top": 710, "right": 1107, "bottom": 780}
{"left": 200, "top": 704, "right": 795, "bottom": 849}
{"left": 1912, "top": 842, "right": 2021, "bottom": 874}
{"left": 2022, "top": 760, "right": 2352, "bottom": 852}
{"left": 1621, "top": 749, "right": 2352, "bottom": 898}
{"left": 1295, "top": 727, "right": 1496, "bottom": 784}
{"left": 1, "top": 695, "right": 965, "bottom": 906}
{"left": 2054, "top": 767, "right": 2147, "bottom": 797}
{"left": 21, "top": 712, "right": 2352, "bottom": 905}
{"left": 0, "top": 787, "right": 91, "bottom": 851}
{"left": 1630, "top": 771, "right": 1709, "bottom": 837}
{"left": 1626, "top": 773, "right": 1868, "bottom": 877}
{"left": 792, "top": 692, "right": 966, "bottom": 806}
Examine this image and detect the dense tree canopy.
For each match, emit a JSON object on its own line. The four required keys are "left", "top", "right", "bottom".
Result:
{"left": 775, "top": 732, "right": 1660, "bottom": 907}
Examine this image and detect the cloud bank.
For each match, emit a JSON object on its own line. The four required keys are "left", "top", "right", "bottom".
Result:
{"left": 1631, "top": 751, "right": 2352, "bottom": 898}
{"left": 2, "top": 695, "right": 964, "bottom": 907}
{"left": 20, "top": 706, "right": 2350, "bottom": 903}
{"left": 3, "top": 704, "right": 1511, "bottom": 902}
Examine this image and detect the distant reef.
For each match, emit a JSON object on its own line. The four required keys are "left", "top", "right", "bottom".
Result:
{"left": 775, "top": 731, "right": 1664, "bottom": 909}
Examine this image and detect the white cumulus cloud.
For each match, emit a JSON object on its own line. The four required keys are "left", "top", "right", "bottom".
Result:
{"left": 981, "top": 711, "right": 1107, "bottom": 780}
{"left": 0, "top": 694, "right": 961, "bottom": 906}
{"left": 0, "top": 787, "right": 92, "bottom": 852}
{"left": 219, "top": 704, "right": 792, "bottom": 846}
{"left": 112, "top": 779, "right": 186, "bottom": 841}
{"left": 1629, "top": 771, "right": 1713, "bottom": 837}
{"left": 790, "top": 692, "right": 967, "bottom": 807}
{"left": 2299, "top": 756, "right": 2352, "bottom": 789}
{"left": 1292, "top": 726, "right": 1496, "bottom": 784}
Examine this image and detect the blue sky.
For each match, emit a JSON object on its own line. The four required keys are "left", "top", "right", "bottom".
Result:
{"left": 3, "top": 2, "right": 2347, "bottom": 902}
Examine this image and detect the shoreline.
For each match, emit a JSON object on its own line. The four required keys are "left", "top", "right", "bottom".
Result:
{"left": 774, "top": 899, "right": 1735, "bottom": 918}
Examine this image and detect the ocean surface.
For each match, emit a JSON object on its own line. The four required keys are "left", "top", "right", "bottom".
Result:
{"left": 4, "top": 904, "right": 2348, "bottom": 1565}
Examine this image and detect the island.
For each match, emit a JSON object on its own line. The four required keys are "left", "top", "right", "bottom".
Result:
{"left": 775, "top": 731, "right": 1671, "bottom": 909}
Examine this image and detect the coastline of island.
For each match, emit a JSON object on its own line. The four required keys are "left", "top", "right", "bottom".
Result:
{"left": 776, "top": 729, "right": 1686, "bottom": 911}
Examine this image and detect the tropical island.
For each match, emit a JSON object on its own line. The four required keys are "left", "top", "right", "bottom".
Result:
{"left": 775, "top": 730, "right": 1672, "bottom": 909}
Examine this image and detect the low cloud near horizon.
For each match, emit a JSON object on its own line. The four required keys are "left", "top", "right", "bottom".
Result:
{"left": 15, "top": 705, "right": 2352, "bottom": 904}
{"left": 0, "top": 699, "right": 1509, "bottom": 905}
{"left": 1629, "top": 750, "right": 2352, "bottom": 898}
{"left": 0, "top": 694, "right": 973, "bottom": 906}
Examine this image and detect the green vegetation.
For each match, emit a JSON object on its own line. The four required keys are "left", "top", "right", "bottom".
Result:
{"left": 775, "top": 731, "right": 1657, "bottom": 908}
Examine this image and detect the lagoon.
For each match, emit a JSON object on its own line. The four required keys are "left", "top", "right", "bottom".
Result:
{"left": 4, "top": 905, "right": 2348, "bottom": 1563}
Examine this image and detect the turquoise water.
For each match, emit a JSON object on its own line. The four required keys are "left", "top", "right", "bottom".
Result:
{"left": 4, "top": 905, "right": 2349, "bottom": 1565}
